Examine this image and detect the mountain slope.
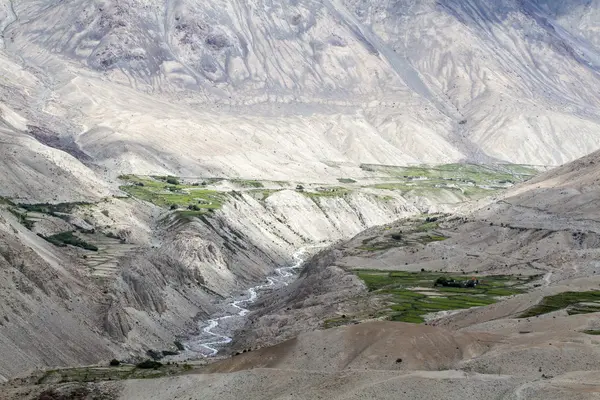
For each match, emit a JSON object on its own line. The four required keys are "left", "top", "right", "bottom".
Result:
{"left": 1, "top": 0, "right": 600, "bottom": 181}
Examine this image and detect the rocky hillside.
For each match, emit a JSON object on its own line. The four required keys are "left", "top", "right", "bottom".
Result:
{"left": 0, "top": 166, "right": 496, "bottom": 379}
{"left": 229, "top": 147, "right": 600, "bottom": 365}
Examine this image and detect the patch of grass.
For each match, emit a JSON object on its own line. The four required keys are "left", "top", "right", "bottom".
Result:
{"left": 119, "top": 175, "right": 226, "bottom": 211}
{"left": 354, "top": 270, "right": 536, "bottom": 324}
{"left": 361, "top": 163, "right": 538, "bottom": 184}
{"left": 28, "top": 362, "right": 200, "bottom": 385}
{"left": 414, "top": 234, "right": 447, "bottom": 245}
{"left": 232, "top": 179, "right": 264, "bottom": 188}
{"left": 519, "top": 291, "right": 600, "bottom": 318}
{"left": 361, "top": 163, "right": 539, "bottom": 200}
{"left": 0, "top": 196, "right": 15, "bottom": 206}
{"left": 416, "top": 221, "right": 439, "bottom": 232}
{"left": 582, "top": 330, "right": 600, "bottom": 335}
{"left": 8, "top": 208, "right": 35, "bottom": 230}
{"left": 338, "top": 178, "right": 357, "bottom": 184}
{"left": 19, "top": 202, "right": 92, "bottom": 214}
{"left": 302, "top": 187, "right": 350, "bottom": 198}
{"left": 40, "top": 231, "right": 98, "bottom": 251}
{"left": 248, "top": 189, "right": 281, "bottom": 201}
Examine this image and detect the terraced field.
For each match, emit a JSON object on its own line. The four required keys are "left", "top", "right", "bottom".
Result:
{"left": 518, "top": 291, "right": 600, "bottom": 318}
{"left": 353, "top": 270, "right": 539, "bottom": 323}
{"left": 78, "top": 233, "right": 138, "bottom": 279}
{"left": 356, "top": 215, "right": 447, "bottom": 252}
{"left": 119, "top": 163, "right": 540, "bottom": 211}
{"left": 362, "top": 163, "right": 540, "bottom": 199}
{"left": 118, "top": 175, "right": 226, "bottom": 213}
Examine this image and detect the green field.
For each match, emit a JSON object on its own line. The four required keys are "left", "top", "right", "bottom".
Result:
{"left": 582, "top": 330, "right": 600, "bottom": 335}
{"left": 29, "top": 362, "right": 196, "bottom": 386}
{"left": 231, "top": 179, "right": 264, "bottom": 188}
{"left": 119, "top": 175, "right": 226, "bottom": 212}
{"left": 301, "top": 187, "right": 350, "bottom": 198}
{"left": 519, "top": 291, "right": 600, "bottom": 318}
{"left": 361, "top": 163, "right": 539, "bottom": 200}
{"left": 354, "top": 270, "right": 538, "bottom": 323}
{"left": 361, "top": 163, "right": 538, "bottom": 183}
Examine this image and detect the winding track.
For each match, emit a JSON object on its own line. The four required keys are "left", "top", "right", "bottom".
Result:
{"left": 186, "top": 245, "right": 325, "bottom": 357}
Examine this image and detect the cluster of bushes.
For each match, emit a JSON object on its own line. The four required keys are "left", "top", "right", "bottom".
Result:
{"left": 391, "top": 233, "right": 402, "bottom": 241}
{"left": 153, "top": 176, "right": 180, "bottom": 185}
{"left": 20, "top": 202, "right": 90, "bottom": 214}
{"left": 39, "top": 231, "right": 98, "bottom": 251}
{"left": 8, "top": 208, "right": 35, "bottom": 230}
{"left": 136, "top": 360, "right": 163, "bottom": 369}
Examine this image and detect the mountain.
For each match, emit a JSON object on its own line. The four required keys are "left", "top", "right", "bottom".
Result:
{"left": 1, "top": 0, "right": 600, "bottom": 188}
{"left": 2, "top": 0, "right": 600, "bottom": 397}
{"left": 6, "top": 147, "right": 600, "bottom": 399}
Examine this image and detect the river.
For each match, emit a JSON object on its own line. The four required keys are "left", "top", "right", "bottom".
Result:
{"left": 178, "top": 245, "right": 325, "bottom": 358}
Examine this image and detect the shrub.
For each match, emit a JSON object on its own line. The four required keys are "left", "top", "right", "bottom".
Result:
{"left": 170, "top": 204, "right": 178, "bottom": 210}
{"left": 166, "top": 177, "right": 179, "bottom": 185}
{"left": 136, "top": 359, "right": 163, "bottom": 369}
{"left": 174, "top": 341, "right": 185, "bottom": 351}
{"left": 391, "top": 233, "right": 402, "bottom": 241}
{"left": 41, "top": 231, "right": 98, "bottom": 251}
{"left": 147, "top": 349, "right": 163, "bottom": 360}
{"left": 109, "top": 359, "right": 120, "bottom": 366}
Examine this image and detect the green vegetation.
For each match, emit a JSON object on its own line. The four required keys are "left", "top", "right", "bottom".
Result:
{"left": 30, "top": 362, "right": 198, "bottom": 385}
{"left": 518, "top": 291, "right": 600, "bottom": 318}
{"left": 302, "top": 187, "right": 350, "bottom": 198}
{"left": 0, "top": 196, "right": 15, "bottom": 206}
{"left": 248, "top": 189, "right": 281, "bottom": 201}
{"left": 582, "top": 330, "right": 600, "bottom": 335}
{"left": 338, "top": 178, "right": 357, "bottom": 184}
{"left": 174, "top": 341, "right": 185, "bottom": 351}
{"left": 39, "top": 231, "right": 98, "bottom": 251}
{"left": 136, "top": 360, "right": 163, "bottom": 369}
{"left": 416, "top": 221, "right": 439, "bottom": 232}
{"left": 361, "top": 163, "right": 539, "bottom": 200}
{"left": 7, "top": 208, "right": 35, "bottom": 230}
{"left": 323, "top": 316, "right": 352, "bottom": 329}
{"left": 357, "top": 216, "right": 447, "bottom": 251}
{"left": 232, "top": 179, "right": 264, "bottom": 188}
{"left": 361, "top": 163, "right": 538, "bottom": 183}
{"left": 19, "top": 202, "right": 92, "bottom": 214}
{"left": 119, "top": 175, "right": 226, "bottom": 213}
{"left": 5, "top": 202, "right": 92, "bottom": 230}
{"left": 355, "top": 270, "right": 537, "bottom": 323}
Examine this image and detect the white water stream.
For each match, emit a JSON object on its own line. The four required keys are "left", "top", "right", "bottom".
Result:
{"left": 181, "top": 245, "right": 325, "bottom": 357}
